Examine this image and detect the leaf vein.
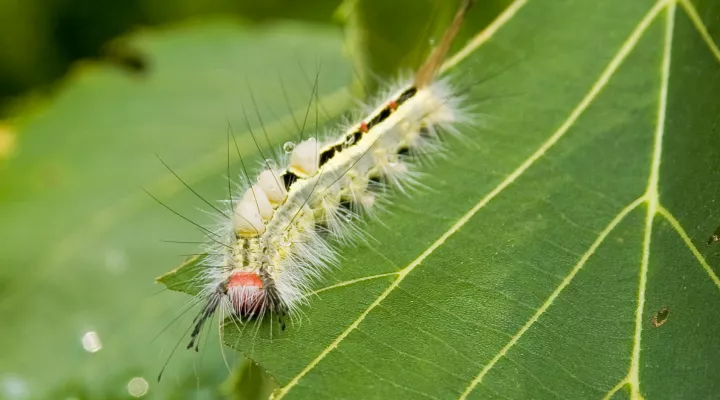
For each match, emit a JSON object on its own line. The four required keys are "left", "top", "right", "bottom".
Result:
{"left": 308, "top": 272, "right": 400, "bottom": 296}
{"left": 335, "top": 349, "right": 443, "bottom": 400}
{"left": 390, "top": 287, "right": 513, "bottom": 339}
{"left": 424, "top": 261, "right": 541, "bottom": 312}
{"left": 354, "top": 327, "right": 469, "bottom": 383}
{"left": 657, "top": 205, "right": 720, "bottom": 290}
{"left": 457, "top": 195, "right": 644, "bottom": 400}
{"left": 679, "top": 0, "right": 720, "bottom": 64}
{"left": 628, "top": 3, "right": 675, "bottom": 397}
{"left": 502, "top": 355, "right": 570, "bottom": 400}
{"left": 602, "top": 378, "right": 630, "bottom": 400}
{"left": 509, "top": 342, "right": 611, "bottom": 393}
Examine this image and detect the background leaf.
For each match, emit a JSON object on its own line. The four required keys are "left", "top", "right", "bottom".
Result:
{"left": 0, "top": 19, "right": 353, "bottom": 399}
{"left": 0, "top": 0, "right": 346, "bottom": 114}
{"left": 165, "top": 0, "right": 720, "bottom": 398}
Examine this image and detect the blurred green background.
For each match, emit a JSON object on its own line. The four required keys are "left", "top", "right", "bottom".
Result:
{"left": 0, "top": 0, "right": 344, "bottom": 115}
{"left": 0, "top": 0, "right": 507, "bottom": 398}
{"left": 0, "top": 0, "right": 505, "bottom": 117}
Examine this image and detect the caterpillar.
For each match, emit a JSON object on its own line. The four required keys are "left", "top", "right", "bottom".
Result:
{"left": 167, "top": 0, "right": 475, "bottom": 358}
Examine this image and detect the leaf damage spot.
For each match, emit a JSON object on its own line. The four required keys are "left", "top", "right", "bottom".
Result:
{"left": 651, "top": 306, "right": 669, "bottom": 328}
{"left": 707, "top": 223, "right": 720, "bottom": 245}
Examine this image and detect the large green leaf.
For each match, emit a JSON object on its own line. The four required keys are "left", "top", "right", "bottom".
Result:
{"left": 0, "top": 20, "right": 353, "bottom": 399}
{"left": 163, "top": 0, "right": 720, "bottom": 398}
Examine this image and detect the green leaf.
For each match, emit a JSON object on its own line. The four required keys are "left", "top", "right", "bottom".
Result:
{"left": 166, "top": 0, "right": 720, "bottom": 398}
{"left": 0, "top": 19, "right": 353, "bottom": 398}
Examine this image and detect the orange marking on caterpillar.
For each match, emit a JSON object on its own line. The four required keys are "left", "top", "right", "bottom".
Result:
{"left": 228, "top": 272, "right": 264, "bottom": 289}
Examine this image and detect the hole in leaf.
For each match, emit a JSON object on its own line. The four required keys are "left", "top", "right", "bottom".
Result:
{"left": 708, "top": 234, "right": 720, "bottom": 245}
{"left": 707, "top": 222, "right": 720, "bottom": 245}
{"left": 651, "top": 307, "right": 669, "bottom": 328}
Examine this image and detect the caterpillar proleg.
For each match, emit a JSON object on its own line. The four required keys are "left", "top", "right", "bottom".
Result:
{"left": 164, "top": 0, "right": 475, "bottom": 360}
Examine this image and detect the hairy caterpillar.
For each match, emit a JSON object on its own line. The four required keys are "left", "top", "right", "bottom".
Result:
{"left": 157, "top": 0, "right": 475, "bottom": 368}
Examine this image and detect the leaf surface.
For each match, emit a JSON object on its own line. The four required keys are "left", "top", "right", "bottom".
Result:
{"left": 167, "top": 0, "right": 720, "bottom": 398}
